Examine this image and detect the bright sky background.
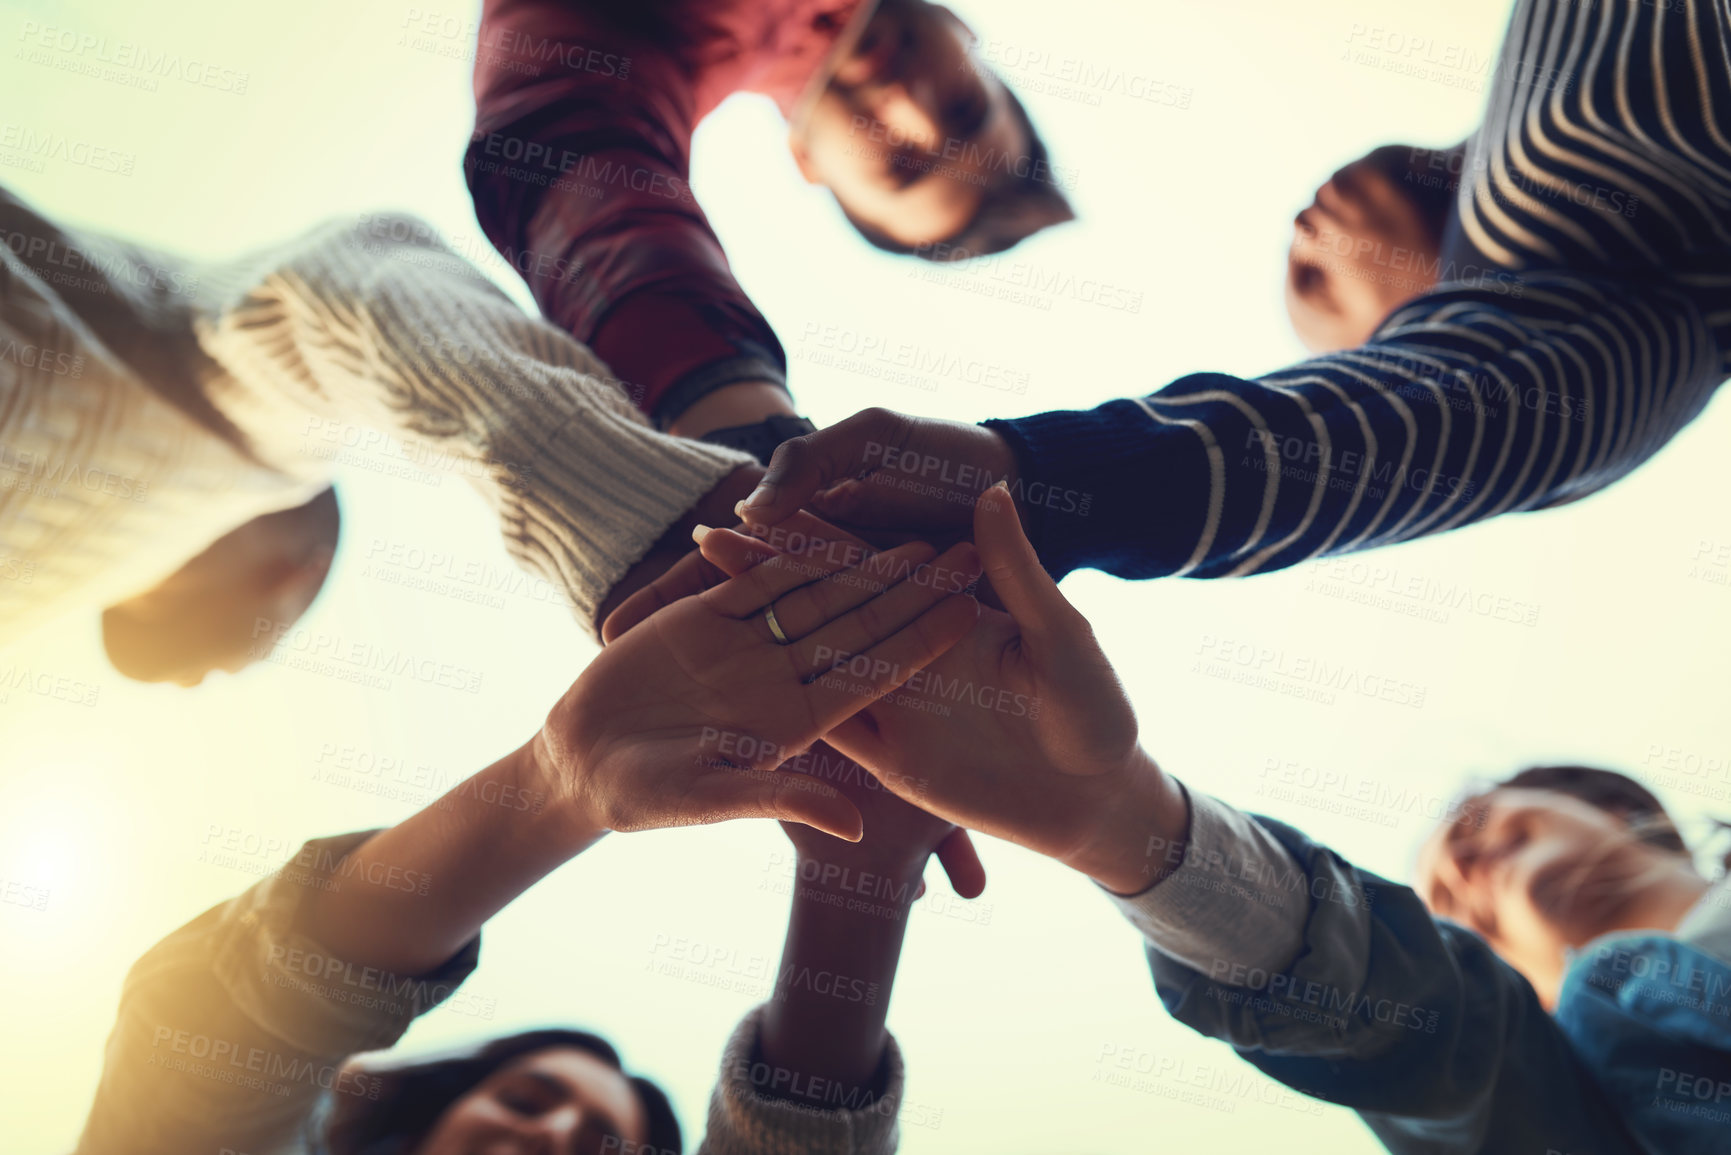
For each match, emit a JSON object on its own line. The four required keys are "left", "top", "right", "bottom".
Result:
{"left": 4, "top": 0, "right": 1731, "bottom": 1151}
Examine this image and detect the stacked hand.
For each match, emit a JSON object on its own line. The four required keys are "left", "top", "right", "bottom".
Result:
{"left": 733, "top": 407, "right": 1020, "bottom": 540}
{"left": 695, "top": 484, "right": 1187, "bottom": 895}
{"left": 537, "top": 531, "right": 980, "bottom": 842}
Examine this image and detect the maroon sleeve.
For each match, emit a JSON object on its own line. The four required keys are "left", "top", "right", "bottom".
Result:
{"left": 465, "top": 0, "right": 788, "bottom": 425}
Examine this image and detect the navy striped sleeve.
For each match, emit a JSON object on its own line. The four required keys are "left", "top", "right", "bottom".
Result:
{"left": 990, "top": 274, "right": 1721, "bottom": 582}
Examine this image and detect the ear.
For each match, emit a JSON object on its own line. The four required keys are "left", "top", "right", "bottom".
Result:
{"left": 788, "top": 129, "right": 822, "bottom": 184}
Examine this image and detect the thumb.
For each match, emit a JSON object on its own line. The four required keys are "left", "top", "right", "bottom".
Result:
{"left": 738, "top": 408, "right": 902, "bottom": 528}
{"left": 973, "top": 482, "right": 1075, "bottom": 640}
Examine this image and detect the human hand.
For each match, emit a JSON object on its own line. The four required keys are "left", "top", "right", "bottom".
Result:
{"left": 535, "top": 534, "right": 981, "bottom": 842}
{"left": 734, "top": 407, "right": 1020, "bottom": 538}
{"left": 778, "top": 742, "right": 986, "bottom": 900}
{"left": 601, "top": 510, "right": 869, "bottom": 644}
{"left": 718, "top": 484, "right": 1186, "bottom": 893}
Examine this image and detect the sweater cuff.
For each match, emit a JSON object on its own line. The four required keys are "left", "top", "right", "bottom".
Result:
{"left": 985, "top": 390, "right": 1216, "bottom": 582}
{"left": 1102, "top": 790, "right": 1308, "bottom": 978}
{"left": 700, "top": 1005, "right": 903, "bottom": 1155}
{"left": 211, "top": 831, "right": 481, "bottom": 1061}
{"left": 497, "top": 389, "right": 755, "bottom": 634}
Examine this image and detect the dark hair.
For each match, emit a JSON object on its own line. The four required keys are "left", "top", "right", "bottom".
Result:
{"left": 1497, "top": 765, "right": 1707, "bottom": 861}
{"left": 845, "top": 87, "right": 1075, "bottom": 260}
{"left": 320, "top": 1028, "right": 682, "bottom": 1154}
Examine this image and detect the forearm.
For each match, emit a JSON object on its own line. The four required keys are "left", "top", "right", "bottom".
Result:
{"left": 197, "top": 215, "right": 756, "bottom": 630}
{"left": 304, "top": 736, "right": 602, "bottom": 977}
{"left": 756, "top": 850, "right": 920, "bottom": 1107}
{"left": 991, "top": 274, "right": 1720, "bottom": 582}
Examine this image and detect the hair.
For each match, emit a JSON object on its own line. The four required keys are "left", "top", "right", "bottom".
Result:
{"left": 844, "top": 87, "right": 1075, "bottom": 260}
{"left": 320, "top": 1028, "right": 682, "bottom": 1155}
{"left": 1498, "top": 764, "right": 1730, "bottom": 872}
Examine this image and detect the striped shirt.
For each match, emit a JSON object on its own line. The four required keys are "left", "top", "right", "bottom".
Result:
{"left": 994, "top": 0, "right": 1731, "bottom": 581}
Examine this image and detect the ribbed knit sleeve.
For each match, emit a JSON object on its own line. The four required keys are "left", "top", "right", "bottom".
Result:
{"left": 698, "top": 1006, "right": 903, "bottom": 1155}
{"left": 194, "top": 214, "right": 756, "bottom": 631}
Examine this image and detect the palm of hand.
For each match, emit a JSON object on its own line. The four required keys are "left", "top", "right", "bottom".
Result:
{"left": 835, "top": 605, "right": 1138, "bottom": 859}
{"left": 550, "top": 602, "right": 823, "bottom": 833}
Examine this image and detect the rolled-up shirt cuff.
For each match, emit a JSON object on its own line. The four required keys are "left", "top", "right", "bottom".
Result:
{"left": 1101, "top": 789, "right": 1308, "bottom": 977}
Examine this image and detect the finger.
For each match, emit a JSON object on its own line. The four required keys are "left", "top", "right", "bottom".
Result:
{"left": 935, "top": 829, "right": 987, "bottom": 899}
{"left": 684, "top": 765, "right": 865, "bottom": 841}
{"left": 704, "top": 538, "right": 934, "bottom": 619}
{"left": 796, "top": 543, "right": 979, "bottom": 673}
{"left": 801, "top": 591, "right": 978, "bottom": 727}
{"left": 811, "top": 475, "right": 968, "bottom": 531}
{"left": 767, "top": 541, "right": 942, "bottom": 643}
{"left": 695, "top": 524, "right": 786, "bottom": 580}
{"left": 738, "top": 407, "right": 906, "bottom": 528}
{"left": 825, "top": 713, "right": 891, "bottom": 776}
{"left": 973, "top": 483, "right": 1079, "bottom": 643}
{"left": 698, "top": 519, "right": 875, "bottom": 582}
{"left": 600, "top": 548, "right": 723, "bottom": 644}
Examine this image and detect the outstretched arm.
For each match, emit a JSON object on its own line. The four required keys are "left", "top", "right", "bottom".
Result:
{"left": 737, "top": 275, "right": 1721, "bottom": 583}
{"left": 700, "top": 745, "right": 983, "bottom": 1155}
{"left": 194, "top": 213, "right": 761, "bottom": 633}
{"left": 465, "top": 0, "right": 789, "bottom": 428}
{"left": 777, "top": 488, "right": 1642, "bottom": 1154}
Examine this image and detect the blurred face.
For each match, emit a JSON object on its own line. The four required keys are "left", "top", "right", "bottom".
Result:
{"left": 101, "top": 495, "right": 336, "bottom": 686}
{"left": 415, "top": 1047, "right": 650, "bottom": 1155}
{"left": 1415, "top": 789, "right": 1680, "bottom": 1006}
{"left": 794, "top": 0, "right": 1029, "bottom": 247}
{"left": 1286, "top": 153, "right": 1441, "bottom": 353}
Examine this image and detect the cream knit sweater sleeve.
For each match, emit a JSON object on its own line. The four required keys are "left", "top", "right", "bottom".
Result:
{"left": 195, "top": 214, "right": 756, "bottom": 632}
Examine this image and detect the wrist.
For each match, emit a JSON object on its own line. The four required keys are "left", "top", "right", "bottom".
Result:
{"left": 519, "top": 729, "right": 610, "bottom": 855}
{"left": 791, "top": 845, "right": 928, "bottom": 908}
{"left": 1059, "top": 749, "right": 1190, "bottom": 895}
{"left": 668, "top": 381, "right": 796, "bottom": 439}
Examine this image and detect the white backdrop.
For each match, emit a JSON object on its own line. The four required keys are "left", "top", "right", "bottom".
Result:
{"left": 3, "top": 0, "right": 1730, "bottom": 1150}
